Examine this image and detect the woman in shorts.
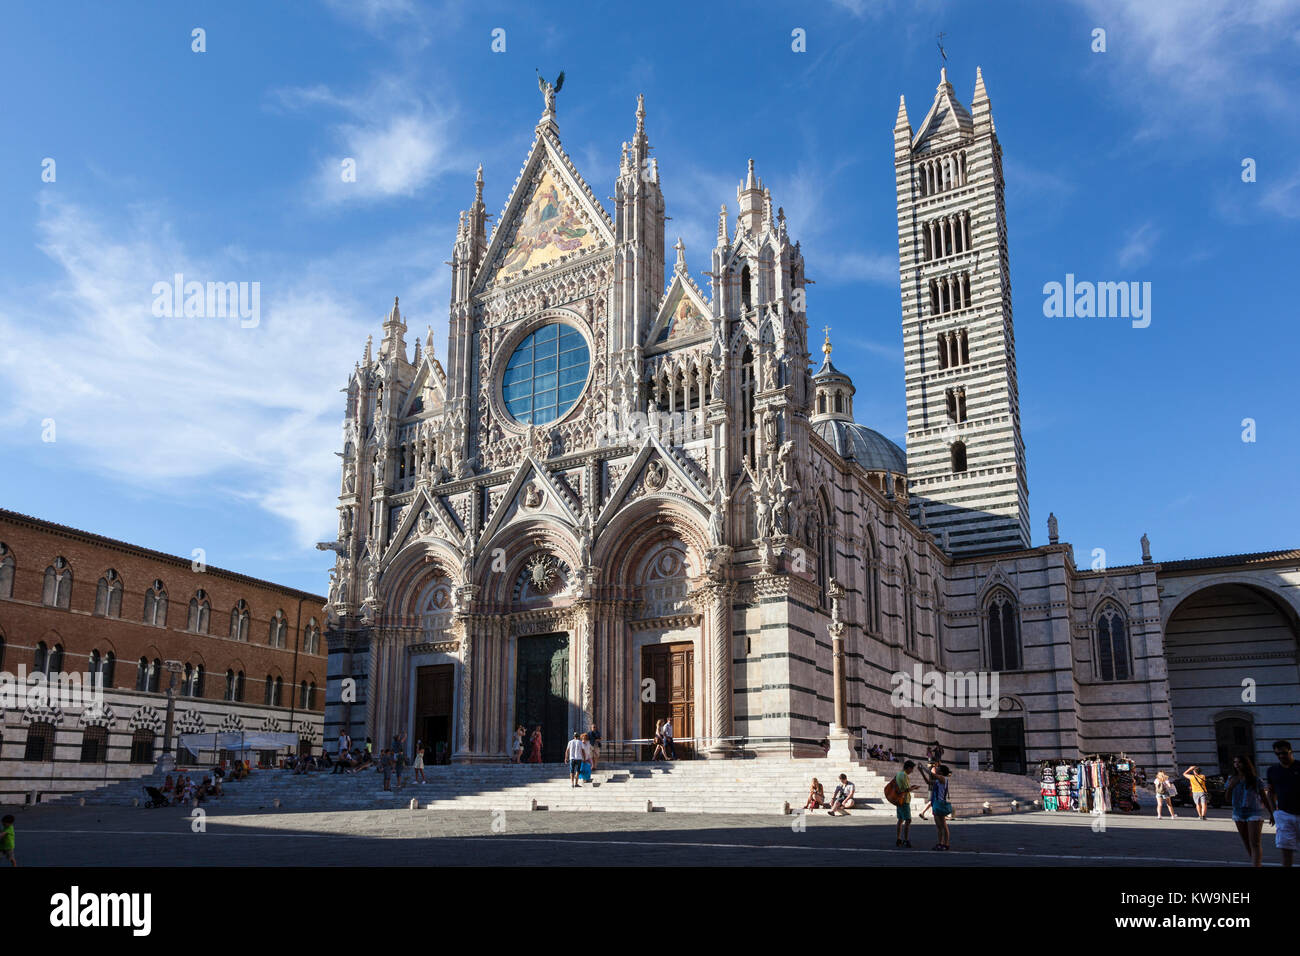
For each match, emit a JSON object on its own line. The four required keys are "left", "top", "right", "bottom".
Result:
{"left": 1225, "top": 754, "right": 1274, "bottom": 867}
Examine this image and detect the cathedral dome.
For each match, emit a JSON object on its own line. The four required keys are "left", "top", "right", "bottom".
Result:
{"left": 812, "top": 418, "right": 907, "bottom": 475}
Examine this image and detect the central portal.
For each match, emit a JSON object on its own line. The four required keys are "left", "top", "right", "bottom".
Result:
{"left": 515, "top": 632, "right": 570, "bottom": 763}
{"left": 641, "top": 642, "right": 694, "bottom": 760}
{"left": 415, "top": 664, "right": 454, "bottom": 766}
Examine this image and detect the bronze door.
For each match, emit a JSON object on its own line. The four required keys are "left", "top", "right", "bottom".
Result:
{"left": 415, "top": 664, "right": 454, "bottom": 765}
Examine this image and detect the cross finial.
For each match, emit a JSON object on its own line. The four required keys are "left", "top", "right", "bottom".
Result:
{"left": 823, "top": 326, "right": 832, "bottom": 357}
{"left": 937, "top": 32, "right": 948, "bottom": 65}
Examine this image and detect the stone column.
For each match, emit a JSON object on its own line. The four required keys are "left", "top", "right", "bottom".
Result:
{"left": 694, "top": 557, "right": 734, "bottom": 756}
{"left": 825, "top": 577, "right": 858, "bottom": 762}
{"left": 451, "top": 585, "right": 478, "bottom": 762}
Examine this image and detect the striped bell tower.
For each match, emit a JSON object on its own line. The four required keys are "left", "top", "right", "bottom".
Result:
{"left": 894, "top": 66, "right": 1030, "bottom": 554}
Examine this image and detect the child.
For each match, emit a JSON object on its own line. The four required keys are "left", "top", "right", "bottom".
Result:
{"left": 1, "top": 814, "right": 16, "bottom": 866}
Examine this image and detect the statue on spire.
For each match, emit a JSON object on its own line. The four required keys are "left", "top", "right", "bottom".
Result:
{"left": 535, "top": 68, "right": 565, "bottom": 113}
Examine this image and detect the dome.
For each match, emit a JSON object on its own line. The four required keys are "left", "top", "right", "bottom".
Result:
{"left": 813, "top": 418, "right": 907, "bottom": 475}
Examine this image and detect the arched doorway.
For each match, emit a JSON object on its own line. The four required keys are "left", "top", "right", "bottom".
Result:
{"left": 1165, "top": 583, "right": 1300, "bottom": 774}
{"left": 413, "top": 574, "right": 455, "bottom": 765}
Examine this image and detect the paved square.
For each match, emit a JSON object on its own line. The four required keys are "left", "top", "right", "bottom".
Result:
{"left": 6, "top": 804, "right": 1285, "bottom": 867}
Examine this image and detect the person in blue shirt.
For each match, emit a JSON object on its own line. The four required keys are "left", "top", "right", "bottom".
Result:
{"left": 1225, "top": 754, "right": 1274, "bottom": 868}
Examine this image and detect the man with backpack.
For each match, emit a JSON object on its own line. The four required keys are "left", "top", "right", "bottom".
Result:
{"left": 889, "top": 760, "right": 917, "bottom": 847}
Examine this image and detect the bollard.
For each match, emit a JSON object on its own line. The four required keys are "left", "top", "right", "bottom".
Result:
{"left": 982, "top": 801, "right": 991, "bottom": 815}
{"left": 782, "top": 801, "right": 791, "bottom": 815}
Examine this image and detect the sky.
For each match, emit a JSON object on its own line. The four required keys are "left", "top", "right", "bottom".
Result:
{"left": 1, "top": 0, "right": 1298, "bottom": 593}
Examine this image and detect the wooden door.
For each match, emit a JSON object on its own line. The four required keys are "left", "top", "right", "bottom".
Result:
{"left": 415, "top": 664, "right": 454, "bottom": 765}
{"left": 641, "top": 642, "right": 694, "bottom": 759}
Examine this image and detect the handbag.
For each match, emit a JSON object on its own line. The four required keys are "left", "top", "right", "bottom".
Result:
{"left": 579, "top": 761, "right": 592, "bottom": 782}
{"left": 883, "top": 779, "right": 904, "bottom": 807}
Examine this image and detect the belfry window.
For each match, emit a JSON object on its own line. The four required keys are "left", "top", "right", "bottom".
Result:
{"left": 945, "top": 386, "right": 967, "bottom": 423}
{"left": 740, "top": 346, "right": 756, "bottom": 468}
{"left": 950, "top": 440, "right": 967, "bottom": 473}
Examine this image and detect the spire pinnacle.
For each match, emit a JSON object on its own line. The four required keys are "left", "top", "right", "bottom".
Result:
{"left": 474, "top": 164, "right": 484, "bottom": 203}
{"left": 636, "top": 93, "right": 645, "bottom": 136}
{"left": 746, "top": 158, "right": 757, "bottom": 190}
{"left": 823, "top": 325, "right": 833, "bottom": 358}
{"left": 895, "top": 93, "right": 911, "bottom": 131}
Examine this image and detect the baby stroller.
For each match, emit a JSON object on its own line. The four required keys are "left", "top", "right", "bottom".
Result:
{"left": 143, "top": 785, "right": 169, "bottom": 808}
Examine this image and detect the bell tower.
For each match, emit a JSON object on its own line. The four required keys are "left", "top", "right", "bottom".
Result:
{"left": 895, "top": 67, "right": 1029, "bottom": 554}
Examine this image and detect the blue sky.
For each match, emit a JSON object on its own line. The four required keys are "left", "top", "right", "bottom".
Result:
{"left": 1, "top": 0, "right": 1298, "bottom": 593}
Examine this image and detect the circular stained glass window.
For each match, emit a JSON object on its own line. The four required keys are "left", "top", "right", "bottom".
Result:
{"left": 501, "top": 322, "right": 590, "bottom": 425}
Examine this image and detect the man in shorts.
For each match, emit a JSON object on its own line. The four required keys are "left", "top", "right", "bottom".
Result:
{"left": 894, "top": 760, "right": 916, "bottom": 847}
{"left": 1266, "top": 739, "right": 1299, "bottom": 867}
{"left": 565, "top": 732, "right": 586, "bottom": 788}
{"left": 587, "top": 722, "right": 602, "bottom": 770}
{"left": 1183, "top": 764, "right": 1210, "bottom": 820}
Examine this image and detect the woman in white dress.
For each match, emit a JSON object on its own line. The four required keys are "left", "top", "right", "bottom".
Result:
{"left": 511, "top": 725, "right": 525, "bottom": 764}
{"left": 412, "top": 740, "right": 426, "bottom": 783}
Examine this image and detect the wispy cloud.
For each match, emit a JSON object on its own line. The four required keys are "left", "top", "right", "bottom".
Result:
{"left": 1070, "top": 0, "right": 1300, "bottom": 129}
{"left": 0, "top": 197, "right": 438, "bottom": 548}
{"left": 273, "top": 75, "right": 464, "bottom": 204}
{"left": 1116, "top": 220, "right": 1159, "bottom": 269}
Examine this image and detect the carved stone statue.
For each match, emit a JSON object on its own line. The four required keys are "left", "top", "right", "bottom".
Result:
{"left": 1141, "top": 532, "right": 1152, "bottom": 563}
{"left": 708, "top": 482, "right": 730, "bottom": 546}
{"left": 1047, "top": 512, "right": 1059, "bottom": 544}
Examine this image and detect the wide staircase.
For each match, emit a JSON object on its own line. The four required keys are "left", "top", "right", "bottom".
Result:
{"left": 49, "top": 755, "right": 1044, "bottom": 817}
{"left": 860, "top": 759, "right": 1045, "bottom": 817}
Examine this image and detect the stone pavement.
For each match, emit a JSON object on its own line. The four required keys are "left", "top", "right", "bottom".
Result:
{"left": 7, "top": 803, "right": 1285, "bottom": 867}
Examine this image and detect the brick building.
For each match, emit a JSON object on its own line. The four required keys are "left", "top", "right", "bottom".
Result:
{"left": 0, "top": 508, "right": 327, "bottom": 804}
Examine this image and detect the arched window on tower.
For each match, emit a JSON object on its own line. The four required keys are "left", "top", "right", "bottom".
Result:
{"left": 985, "top": 590, "right": 1021, "bottom": 671}
{"left": 816, "top": 494, "right": 833, "bottom": 607}
{"left": 740, "top": 346, "right": 756, "bottom": 468}
{"left": 951, "top": 441, "right": 968, "bottom": 473}
{"left": 740, "top": 265, "right": 752, "bottom": 312}
{"left": 1095, "top": 603, "right": 1132, "bottom": 681}
{"left": 34, "top": 641, "right": 49, "bottom": 675}
{"left": 902, "top": 559, "right": 917, "bottom": 651}
{"left": 264, "top": 674, "right": 275, "bottom": 706}
{"left": 866, "top": 529, "right": 881, "bottom": 635}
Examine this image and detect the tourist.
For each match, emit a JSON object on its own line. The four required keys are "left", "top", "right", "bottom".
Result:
{"left": 660, "top": 719, "right": 675, "bottom": 760}
{"left": 394, "top": 746, "right": 407, "bottom": 790}
{"left": 1182, "top": 765, "right": 1210, "bottom": 820}
{"left": 931, "top": 741, "right": 944, "bottom": 763}
{"left": 380, "top": 749, "right": 394, "bottom": 791}
{"left": 588, "top": 722, "right": 602, "bottom": 770}
{"left": 1225, "top": 755, "right": 1273, "bottom": 867}
{"left": 365, "top": 737, "right": 373, "bottom": 756}
{"left": 1265, "top": 740, "right": 1298, "bottom": 867}
{"left": 511, "top": 726, "right": 525, "bottom": 764}
{"left": 651, "top": 725, "right": 667, "bottom": 761}
{"left": 917, "top": 762, "right": 952, "bottom": 850}
{"left": 804, "top": 777, "right": 826, "bottom": 810}
{"left": 565, "top": 732, "right": 586, "bottom": 787}
{"left": 1153, "top": 771, "right": 1177, "bottom": 818}
{"left": 413, "top": 741, "right": 427, "bottom": 784}
{"left": 894, "top": 760, "right": 916, "bottom": 848}
{"left": 162, "top": 774, "right": 175, "bottom": 795}
{"left": 827, "top": 773, "right": 856, "bottom": 816}
{"left": 332, "top": 748, "right": 350, "bottom": 774}
{"left": 339, "top": 731, "right": 351, "bottom": 761}
{"left": 392, "top": 731, "right": 407, "bottom": 761}
{"left": 1, "top": 814, "right": 16, "bottom": 867}
{"left": 528, "top": 726, "right": 543, "bottom": 763}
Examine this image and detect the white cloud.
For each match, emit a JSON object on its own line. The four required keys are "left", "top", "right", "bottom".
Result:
{"left": 1116, "top": 220, "right": 1159, "bottom": 269}
{"left": 274, "top": 76, "right": 463, "bottom": 203}
{"left": 0, "top": 197, "right": 433, "bottom": 549}
{"left": 1071, "top": 0, "right": 1300, "bottom": 125}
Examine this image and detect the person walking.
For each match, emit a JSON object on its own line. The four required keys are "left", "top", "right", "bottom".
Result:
{"left": 394, "top": 747, "right": 406, "bottom": 790}
{"left": 587, "top": 723, "right": 602, "bottom": 770}
{"left": 827, "top": 773, "right": 857, "bottom": 816}
{"left": 511, "top": 725, "right": 525, "bottom": 764}
{"left": 660, "top": 718, "right": 675, "bottom": 760}
{"left": 527, "top": 726, "right": 543, "bottom": 764}
{"left": 412, "top": 741, "right": 427, "bottom": 784}
{"left": 565, "top": 732, "right": 586, "bottom": 788}
{"left": 893, "top": 760, "right": 917, "bottom": 847}
{"left": 1182, "top": 765, "right": 1210, "bottom": 820}
{"left": 380, "top": 749, "right": 393, "bottom": 792}
{"left": 1266, "top": 739, "right": 1299, "bottom": 867}
{"left": 1153, "top": 771, "right": 1178, "bottom": 818}
{"left": 1225, "top": 754, "right": 1273, "bottom": 867}
{"left": 917, "top": 762, "right": 952, "bottom": 850}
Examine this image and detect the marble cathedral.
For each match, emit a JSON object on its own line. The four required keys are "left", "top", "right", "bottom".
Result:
{"left": 319, "top": 71, "right": 1300, "bottom": 774}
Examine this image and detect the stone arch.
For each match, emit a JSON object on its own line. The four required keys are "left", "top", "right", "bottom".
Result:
{"left": 595, "top": 495, "right": 710, "bottom": 587}
{"left": 1161, "top": 573, "right": 1300, "bottom": 634}
{"left": 478, "top": 516, "right": 582, "bottom": 607}
{"left": 384, "top": 540, "right": 463, "bottom": 619}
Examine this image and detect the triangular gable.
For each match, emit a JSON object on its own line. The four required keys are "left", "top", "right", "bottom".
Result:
{"left": 595, "top": 434, "right": 709, "bottom": 532}
{"left": 479, "top": 454, "right": 583, "bottom": 546}
{"left": 911, "top": 74, "right": 973, "bottom": 152}
{"left": 397, "top": 353, "right": 448, "bottom": 419}
{"left": 648, "top": 273, "right": 712, "bottom": 348}
{"left": 474, "top": 132, "right": 615, "bottom": 294}
{"left": 382, "top": 487, "right": 463, "bottom": 568}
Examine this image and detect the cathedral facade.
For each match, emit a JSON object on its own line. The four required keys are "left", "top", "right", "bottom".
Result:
{"left": 320, "top": 71, "right": 1300, "bottom": 775}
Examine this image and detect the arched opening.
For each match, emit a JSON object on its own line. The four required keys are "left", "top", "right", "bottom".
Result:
{"left": 1165, "top": 583, "right": 1300, "bottom": 774}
